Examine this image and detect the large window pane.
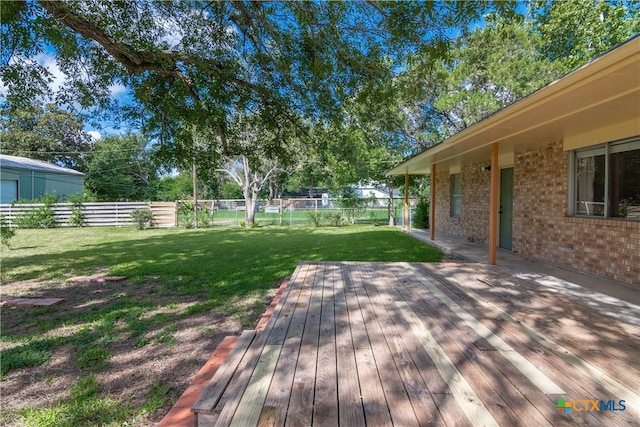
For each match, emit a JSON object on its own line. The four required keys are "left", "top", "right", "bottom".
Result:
{"left": 450, "top": 173, "right": 461, "bottom": 218}
{"left": 609, "top": 148, "right": 640, "bottom": 218}
{"left": 576, "top": 154, "right": 605, "bottom": 216}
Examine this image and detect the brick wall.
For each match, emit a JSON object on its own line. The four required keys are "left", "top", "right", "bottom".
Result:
{"left": 434, "top": 169, "right": 460, "bottom": 237}
{"left": 431, "top": 139, "right": 639, "bottom": 286}
{"left": 461, "top": 161, "right": 490, "bottom": 242}
{"left": 513, "top": 140, "right": 640, "bottom": 286}
{"left": 434, "top": 160, "right": 490, "bottom": 243}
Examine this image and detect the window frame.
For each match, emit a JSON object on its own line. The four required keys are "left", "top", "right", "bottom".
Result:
{"left": 569, "top": 137, "right": 640, "bottom": 219}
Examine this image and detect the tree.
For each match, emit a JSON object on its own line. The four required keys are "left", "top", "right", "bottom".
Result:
{"left": 154, "top": 171, "right": 219, "bottom": 202}
{"left": 222, "top": 155, "right": 278, "bottom": 227}
{"left": 84, "top": 133, "right": 158, "bottom": 201}
{"left": 0, "top": 103, "right": 92, "bottom": 170}
{"left": 398, "top": 15, "right": 564, "bottom": 150}
{"left": 530, "top": 0, "right": 640, "bottom": 73}
{"left": 218, "top": 114, "right": 286, "bottom": 227}
{"left": 2, "top": 1, "right": 518, "bottom": 169}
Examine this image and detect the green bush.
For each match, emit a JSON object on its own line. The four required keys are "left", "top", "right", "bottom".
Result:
{"left": 66, "top": 193, "right": 86, "bottom": 227}
{"left": 368, "top": 211, "right": 378, "bottom": 226}
{"left": 306, "top": 211, "right": 323, "bottom": 227}
{"left": 14, "top": 192, "right": 60, "bottom": 229}
{"left": 181, "top": 215, "right": 195, "bottom": 229}
{"left": 413, "top": 198, "right": 430, "bottom": 229}
{"left": 130, "top": 208, "right": 153, "bottom": 230}
{"left": 68, "top": 208, "right": 86, "bottom": 227}
{"left": 199, "top": 212, "right": 213, "bottom": 228}
{"left": 178, "top": 201, "right": 213, "bottom": 228}
{"left": 324, "top": 211, "right": 344, "bottom": 227}
{"left": 337, "top": 188, "right": 367, "bottom": 224}
{"left": 1, "top": 215, "right": 16, "bottom": 248}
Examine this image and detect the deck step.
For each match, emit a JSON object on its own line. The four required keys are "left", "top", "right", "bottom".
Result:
{"left": 192, "top": 330, "right": 257, "bottom": 418}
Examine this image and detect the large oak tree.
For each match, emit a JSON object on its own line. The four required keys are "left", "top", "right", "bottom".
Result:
{"left": 2, "top": 0, "right": 517, "bottom": 170}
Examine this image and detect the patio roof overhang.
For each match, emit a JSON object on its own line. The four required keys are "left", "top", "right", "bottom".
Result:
{"left": 387, "top": 36, "right": 640, "bottom": 177}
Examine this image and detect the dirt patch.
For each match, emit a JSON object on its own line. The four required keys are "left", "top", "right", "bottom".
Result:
{"left": 0, "top": 275, "right": 279, "bottom": 426}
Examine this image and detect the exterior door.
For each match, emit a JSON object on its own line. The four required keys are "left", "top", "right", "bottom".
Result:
{"left": 499, "top": 168, "right": 514, "bottom": 250}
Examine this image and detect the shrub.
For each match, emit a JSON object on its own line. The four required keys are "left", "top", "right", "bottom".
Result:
{"left": 66, "top": 193, "right": 86, "bottom": 227}
{"left": 307, "top": 211, "right": 323, "bottom": 227}
{"left": 178, "top": 201, "right": 194, "bottom": 228}
{"left": 324, "top": 211, "right": 344, "bottom": 227}
{"left": 198, "top": 211, "right": 213, "bottom": 228}
{"left": 413, "top": 198, "right": 430, "bottom": 229}
{"left": 337, "top": 188, "right": 366, "bottom": 224}
{"left": 1, "top": 216, "right": 15, "bottom": 248}
{"left": 14, "top": 192, "right": 59, "bottom": 229}
{"left": 178, "top": 202, "right": 213, "bottom": 228}
{"left": 181, "top": 215, "right": 195, "bottom": 229}
{"left": 368, "top": 211, "right": 378, "bottom": 226}
{"left": 130, "top": 208, "right": 153, "bottom": 230}
{"left": 68, "top": 208, "right": 87, "bottom": 227}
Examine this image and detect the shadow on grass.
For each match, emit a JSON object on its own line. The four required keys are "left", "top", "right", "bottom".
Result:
{"left": 0, "top": 226, "right": 442, "bottom": 426}
{"left": 2, "top": 226, "right": 442, "bottom": 289}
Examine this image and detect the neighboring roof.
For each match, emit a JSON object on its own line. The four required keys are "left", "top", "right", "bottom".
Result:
{"left": 0, "top": 154, "right": 84, "bottom": 176}
{"left": 387, "top": 35, "right": 640, "bottom": 176}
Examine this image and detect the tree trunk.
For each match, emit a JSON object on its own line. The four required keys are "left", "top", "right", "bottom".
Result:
{"left": 244, "top": 177, "right": 260, "bottom": 228}
{"left": 245, "top": 197, "right": 257, "bottom": 227}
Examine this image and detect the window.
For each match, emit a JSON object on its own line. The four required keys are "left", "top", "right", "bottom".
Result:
{"left": 450, "top": 173, "right": 461, "bottom": 218}
{"left": 571, "top": 138, "right": 640, "bottom": 219}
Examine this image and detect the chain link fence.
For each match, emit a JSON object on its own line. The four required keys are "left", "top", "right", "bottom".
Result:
{"left": 177, "top": 198, "right": 418, "bottom": 228}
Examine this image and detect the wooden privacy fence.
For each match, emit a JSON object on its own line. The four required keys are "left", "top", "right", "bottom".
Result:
{"left": 0, "top": 202, "right": 177, "bottom": 228}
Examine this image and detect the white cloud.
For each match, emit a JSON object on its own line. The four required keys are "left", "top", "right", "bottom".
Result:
{"left": 0, "top": 52, "right": 64, "bottom": 98}
{"left": 2, "top": 52, "right": 131, "bottom": 104}
{"left": 87, "top": 131, "right": 102, "bottom": 140}
{"left": 108, "top": 82, "right": 128, "bottom": 97}
{"left": 35, "top": 52, "right": 67, "bottom": 93}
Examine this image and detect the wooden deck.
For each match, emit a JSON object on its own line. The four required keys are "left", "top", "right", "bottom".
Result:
{"left": 192, "top": 261, "right": 640, "bottom": 427}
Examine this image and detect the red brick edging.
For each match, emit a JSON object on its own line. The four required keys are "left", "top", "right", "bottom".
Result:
{"left": 157, "top": 277, "right": 290, "bottom": 427}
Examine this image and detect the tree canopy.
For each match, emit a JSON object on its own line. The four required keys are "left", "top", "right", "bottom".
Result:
{"left": 1, "top": 0, "right": 517, "bottom": 166}
{"left": 398, "top": 14, "right": 565, "bottom": 151}
{"left": 2, "top": 0, "right": 638, "bottom": 205}
{"left": 0, "top": 102, "right": 92, "bottom": 170}
{"left": 83, "top": 133, "right": 158, "bottom": 201}
{"left": 531, "top": 0, "right": 640, "bottom": 72}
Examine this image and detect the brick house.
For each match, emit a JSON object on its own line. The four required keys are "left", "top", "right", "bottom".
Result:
{"left": 388, "top": 36, "right": 639, "bottom": 286}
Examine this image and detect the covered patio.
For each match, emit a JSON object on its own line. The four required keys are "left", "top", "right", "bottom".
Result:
{"left": 189, "top": 260, "right": 639, "bottom": 426}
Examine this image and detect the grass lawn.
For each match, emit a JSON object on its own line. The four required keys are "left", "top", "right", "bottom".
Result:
{"left": 0, "top": 225, "right": 442, "bottom": 426}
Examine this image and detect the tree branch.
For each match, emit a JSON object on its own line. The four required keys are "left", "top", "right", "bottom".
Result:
{"left": 37, "top": 0, "right": 270, "bottom": 99}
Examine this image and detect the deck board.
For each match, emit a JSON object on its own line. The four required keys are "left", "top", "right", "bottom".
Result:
{"left": 286, "top": 262, "right": 324, "bottom": 427}
{"left": 313, "top": 262, "right": 339, "bottom": 427}
{"left": 193, "top": 261, "right": 640, "bottom": 427}
{"left": 334, "top": 264, "right": 366, "bottom": 427}
{"left": 259, "top": 262, "right": 313, "bottom": 427}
